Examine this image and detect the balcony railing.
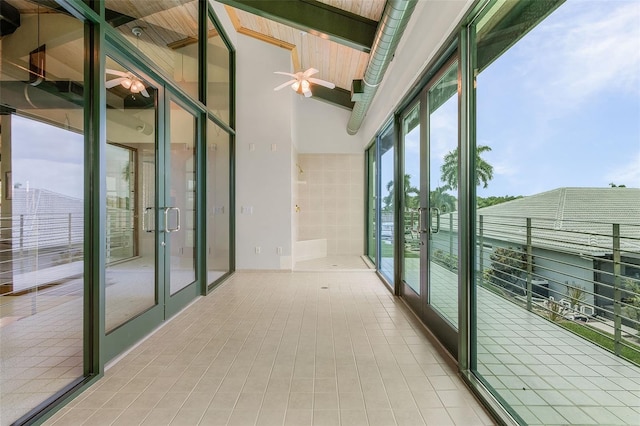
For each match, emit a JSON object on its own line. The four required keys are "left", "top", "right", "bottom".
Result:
{"left": 404, "top": 210, "right": 640, "bottom": 365}
{"left": 0, "top": 209, "right": 134, "bottom": 294}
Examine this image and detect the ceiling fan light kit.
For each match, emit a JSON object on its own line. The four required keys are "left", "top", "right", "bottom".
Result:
{"left": 104, "top": 26, "right": 150, "bottom": 98}
{"left": 273, "top": 67, "right": 335, "bottom": 98}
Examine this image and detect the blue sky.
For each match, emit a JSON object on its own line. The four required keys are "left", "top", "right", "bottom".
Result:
{"left": 400, "top": 0, "right": 640, "bottom": 199}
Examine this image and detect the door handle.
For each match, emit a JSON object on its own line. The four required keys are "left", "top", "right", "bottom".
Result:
{"left": 164, "top": 207, "right": 181, "bottom": 233}
{"left": 418, "top": 207, "right": 427, "bottom": 234}
{"left": 142, "top": 207, "right": 154, "bottom": 232}
{"left": 430, "top": 207, "right": 441, "bottom": 234}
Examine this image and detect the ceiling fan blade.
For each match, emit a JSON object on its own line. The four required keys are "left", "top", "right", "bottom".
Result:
{"left": 106, "top": 77, "right": 127, "bottom": 88}
{"left": 308, "top": 78, "right": 335, "bottom": 89}
{"left": 140, "top": 87, "right": 150, "bottom": 98}
{"left": 274, "top": 79, "right": 297, "bottom": 91}
{"left": 274, "top": 71, "right": 297, "bottom": 78}
{"left": 303, "top": 68, "right": 319, "bottom": 78}
{"left": 303, "top": 88, "right": 312, "bottom": 98}
{"left": 106, "top": 68, "right": 129, "bottom": 78}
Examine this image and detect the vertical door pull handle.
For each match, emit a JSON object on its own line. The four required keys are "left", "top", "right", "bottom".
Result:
{"left": 164, "top": 207, "right": 181, "bottom": 233}
{"left": 430, "top": 207, "right": 441, "bottom": 234}
{"left": 142, "top": 207, "right": 154, "bottom": 232}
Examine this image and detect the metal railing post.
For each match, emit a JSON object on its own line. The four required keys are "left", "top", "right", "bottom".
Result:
{"left": 479, "top": 215, "right": 484, "bottom": 287}
{"left": 68, "top": 213, "right": 73, "bottom": 261}
{"left": 613, "top": 223, "right": 621, "bottom": 356}
{"left": 19, "top": 214, "right": 24, "bottom": 257}
{"left": 526, "top": 217, "right": 532, "bottom": 311}
{"left": 449, "top": 212, "right": 453, "bottom": 271}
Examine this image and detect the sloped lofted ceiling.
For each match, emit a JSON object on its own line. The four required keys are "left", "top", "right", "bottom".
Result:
{"left": 217, "top": 0, "right": 388, "bottom": 109}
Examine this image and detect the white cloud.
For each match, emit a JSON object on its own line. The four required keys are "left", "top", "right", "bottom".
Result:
{"left": 523, "top": 2, "right": 640, "bottom": 105}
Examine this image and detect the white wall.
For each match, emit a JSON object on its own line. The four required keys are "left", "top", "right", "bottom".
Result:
{"left": 235, "top": 34, "right": 294, "bottom": 269}
{"left": 294, "top": 98, "right": 364, "bottom": 153}
{"left": 212, "top": 0, "right": 475, "bottom": 269}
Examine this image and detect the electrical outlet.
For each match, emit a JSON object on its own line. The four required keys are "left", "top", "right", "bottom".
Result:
{"left": 255, "top": 246, "right": 261, "bottom": 254}
{"left": 277, "top": 247, "right": 282, "bottom": 255}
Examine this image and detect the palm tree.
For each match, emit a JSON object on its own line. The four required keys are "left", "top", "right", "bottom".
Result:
{"left": 383, "top": 174, "right": 419, "bottom": 211}
{"left": 441, "top": 145, "right": 494, "bottom": 190}
{"left": 430, "top": 186, "right": 456, "bottom": 213}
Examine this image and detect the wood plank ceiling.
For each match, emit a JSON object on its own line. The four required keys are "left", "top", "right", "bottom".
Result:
{"left": 5, "top": 0, "right": 388, "bottom": 109}
{"left": 223, "top": 0, "right": 387, "bottom": 108}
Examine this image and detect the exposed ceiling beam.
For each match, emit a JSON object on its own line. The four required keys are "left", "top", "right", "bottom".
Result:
{"left": 215, "top": 0, "right": 378, "bottom": 53}
{"left": 311, "top": 86, "right": 353, "bottom": 110}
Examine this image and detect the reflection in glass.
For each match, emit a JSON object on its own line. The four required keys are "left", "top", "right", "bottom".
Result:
{"left": 207, "top": 120, "right": 230, "bottom": 283}
{"left": 428, "top": 63, "right": 458, "bottom": 328}
{"left": 472, "top": 1, "right": 640, "bottom": 423}
{"left": 105, "top": 57, "right": 157, "bottom": 332}
{"left": 106, "top": 0, "right": 199, "bottom": 99}
{"left": 379, "top": 126, "right": 395, "bottom": 283}
{"left": 0, "top": 4, "right": 85, "bottom": 422}
{"left": 169, "top": 101, "right": 197, "bottom": 295}
{"left": 366, "top": 146, "right": 377, "bottom": 264}
{"left": 208, "top": 16, "right": 231, "bottom": 124}
{"left": 106, "top": 144, "right": 135, "bottom": 263}
{"left": 402, "top": 105, "right": 421, "bottom": 294}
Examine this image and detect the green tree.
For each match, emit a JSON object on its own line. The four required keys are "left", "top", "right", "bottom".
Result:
{"left": 622, "top": 278, "right": 640, "bottom": 334}
{"left": 485, "top": 246, "right": 528, "bottom": 296}
{"left": 383, "top": 174, "right": 419, "bottom": 211}
{"left": 430, "top": 186, "right": 456, "bottom": 213}
{"left": 477, "top": 195, "right": 523, "bottom": 208}
{"left": 441, "top": 145, "right": 494, "bottom": 190}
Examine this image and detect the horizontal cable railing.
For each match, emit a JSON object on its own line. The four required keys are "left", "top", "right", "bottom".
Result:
{"left": 402, "top": 210, "right": 640, "bottom": 365}
{"left": 477, "top": 214, "right": 640, "bottom": 364}
{"left": 0, "top": 213, "right": 84, "bottom": 297}
{"left": 0, "top": 208, "right": 136, "bottom": 298}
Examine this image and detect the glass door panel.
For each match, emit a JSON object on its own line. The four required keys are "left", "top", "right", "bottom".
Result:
{"left": 103, "top": 58, "right": 202, "bottom": 358}
{"left": 366, "top": 145, "right": 377, "bottom": 264}
{"left": 427, "top": 63, "right": 459, "bottom": 329}
{"left": 206, "top": 120, "right": 231, "bottom": 284}
{"left": 402, "top": 104, "right": 422, "bottom": 297}
{"left": 105, "top": 57, "right": 158, "bottom": 333}
{"left": 167, "top": 101, "right": 197, "bottom": 295}
{"left": 379, "top": 126, "right": 395, "bottom": 283}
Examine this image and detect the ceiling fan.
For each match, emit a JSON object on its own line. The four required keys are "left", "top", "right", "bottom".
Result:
{"left": 105, "top": 69, "right": 150, "bottom": 98}
{"left": 274, "top": 68, "right": 335, "bottom": 98}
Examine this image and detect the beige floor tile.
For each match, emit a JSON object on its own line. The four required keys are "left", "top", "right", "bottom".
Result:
{"left": 313, "top": 409, "right": 340, "bottom": 426}
{"left": 111, "top": 408, "right": 152, "bottom": 425}
{"left": 284, "top": 408, "right": 313, "bottom": 426}
{"left": 256, "top": 408, "right": 286, "bottom": 426}
{"left": 139, "top": 407, "right": 179, "bottom": 426}
{"left": 366, "top": 409, "right": 397, "bottom": 426}
{"left": 34, "top": 271, "right": 498, "bottom": 426}
{"left": 80, "top": 409, "right": 122, "bottom": 426}
{"left": 198, "top": 408, "right": 232, "bottom": 426}
{"left": 340, "top": 409, "right": 368, "bottom": 426}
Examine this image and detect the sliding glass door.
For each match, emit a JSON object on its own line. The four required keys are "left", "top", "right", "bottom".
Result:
{"left": 425, "top": 62, "right": 460, "bottom": 351}
{"left": 399, "top": 60, "right": 460, "bottom": 355}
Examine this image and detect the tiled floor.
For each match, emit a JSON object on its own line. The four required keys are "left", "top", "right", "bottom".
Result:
{"left": 403, "top": 260, "right": 640, "bottom": 425}
{"left": 294, "top": 256, "right": 373, "bottom": 271}
{"left": 44, "top": 271, "right": 493, "bottom": 426}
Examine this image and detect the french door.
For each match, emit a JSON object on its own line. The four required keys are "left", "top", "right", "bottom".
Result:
{"left": 401, "top": 59, "right": 460, "bottom": 356}
{"left": 104, "top": 54, "right": 201, "bottom": 361}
